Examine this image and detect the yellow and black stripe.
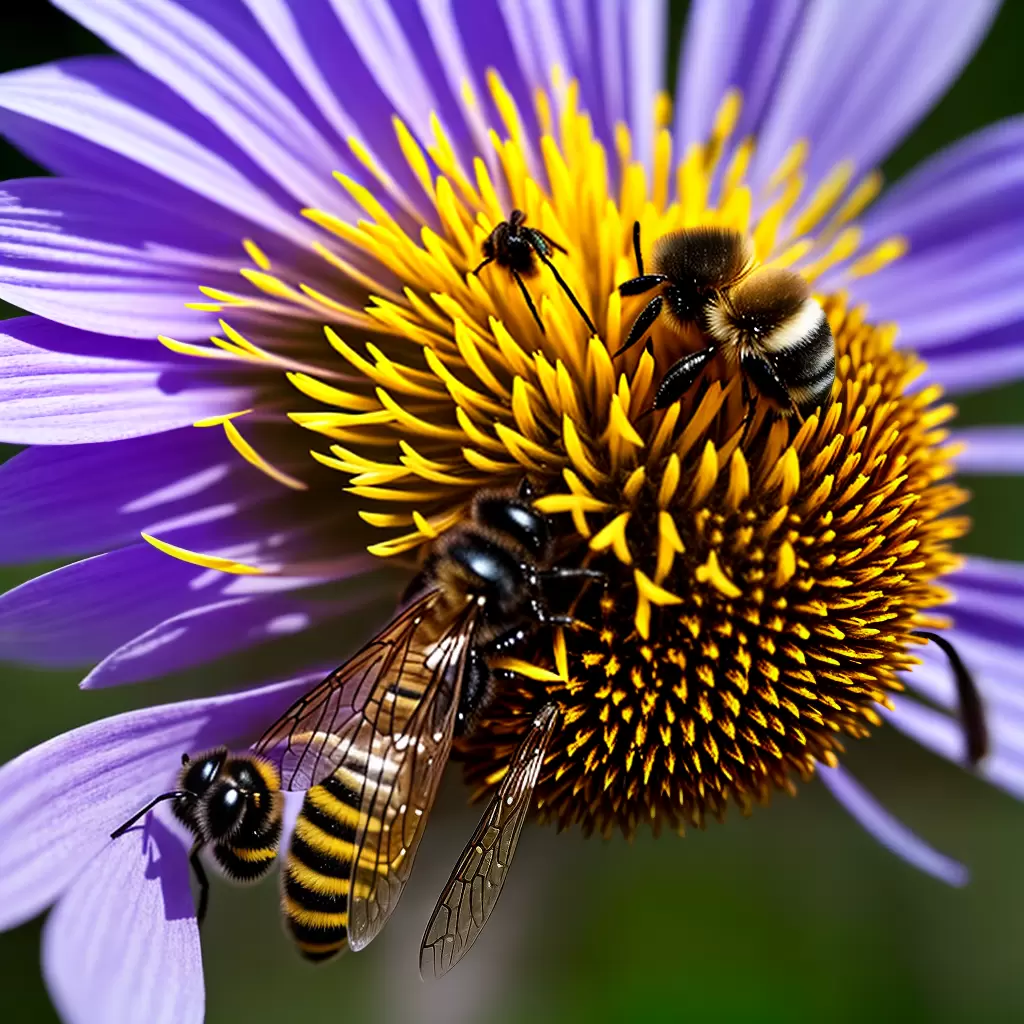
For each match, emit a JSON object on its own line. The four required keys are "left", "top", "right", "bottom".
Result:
{"left": 281, "top": 771, "right": 365, "bottom": 961}
{"left": 212, "top": 756, "right": 282, "bottom": 883}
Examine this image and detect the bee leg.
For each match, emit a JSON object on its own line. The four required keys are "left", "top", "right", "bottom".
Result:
{"left": 913, "top": 630, "right": 988, "bottom": 765}
{"left": 471, "top": 256, "right": 494, "bottom": 275}
{"left": 738, "top": 375, "right": 756, "bottom": 447}
{"left": 632, "top": 220, "right": 644, "bottom": 274}
{"left": 511, "top": 268, "right": 546, "bottom": 335}
{"left": 532, "top": 245, "right": 597, "bottom": 334}
{"left": 189, "top": 839, "right": 211, "bottom": 929}
{"left": 652, "top": 344, "right": 718, "bottom": 410}
{"left": 613, "top": 294, "right": 663, "bottom": 357}
{"left": 740, "top": 352, "right": 797, "bottom": 414}
{"left": 618, "top": 274, "right": 668, "bottom": 297}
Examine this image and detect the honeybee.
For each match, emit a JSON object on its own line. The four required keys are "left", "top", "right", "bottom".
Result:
{"left": 253, "top": 485, "right": 599, "bottom": 970}
{"left": 616, "top": 222, "right": 835, "bottom": 418}
{"left": 475, "top": 209, "right": 596, "bottom": 337}
{"left": 111, "top": 748, "right": 282, "bottom": 924}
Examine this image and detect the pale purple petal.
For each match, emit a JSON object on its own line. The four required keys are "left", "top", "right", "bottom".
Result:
{"left": 888, "top": 697, "right": 1024, "bottom": 801}
{"left": 0, "top": 58, "right": 315, "bottom": 245}
{"left": 0, "top": 177, "right": 243, "bottom": 338}
{"left": 0, "top": 543, "right": 242, "bottom": 668}
{"left": 0, "top": 429, "right": 273, "bottom": 563}
{"left": 43, "top": 817, "right": 203, "bottom": 1024}
{"left": 0, "top": 316, "right": 250, "bottom": 444}
{"left": 751, "top": 0, "right": 998, "bottom": 193}
{"left": 920, "top": 322, "right": 1024, "bottom": 396}
{"left": 817, "top": 763, "right": 968, "bottom": 887}
{"left": 55, "top": 0, "right": 346, "bottom": 215}
{"left": 81, "top": 593, "right": 368, "bottom": 689}
{"left": 949, "top": 427, "right": 1024, "bottom": 474}
{"left": 0, "top": 672, "right": 317, "bottom": 931}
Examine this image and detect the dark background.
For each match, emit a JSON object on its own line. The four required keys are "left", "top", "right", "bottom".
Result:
{"left": 1, "top": 2, "right": 1023, "bottom": 1022}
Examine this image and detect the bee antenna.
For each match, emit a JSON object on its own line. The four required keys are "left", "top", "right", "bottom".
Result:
{"left": 110, "top": 790, "right": 195, "bottom": 840}
{"left": 913, "top": 630, "right": 988, "bottom": 765}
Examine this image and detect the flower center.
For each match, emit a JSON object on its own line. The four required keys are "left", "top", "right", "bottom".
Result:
{"left": 161, "top": 75, "right": 968, "bottom": 836}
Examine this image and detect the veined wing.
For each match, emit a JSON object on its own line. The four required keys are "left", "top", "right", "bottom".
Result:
{"left": 419, "top": 703, "right": 559, "bottom": 978}
{"left": 344, "top": 598, "right": 481, "bottom": 951}
{"left": 253, "top": 589, "right": 452, "bottom": 792}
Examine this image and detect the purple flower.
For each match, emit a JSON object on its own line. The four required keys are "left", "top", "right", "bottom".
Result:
{"left": 1, "top": 1, "right": 1023, "bottom": 1021}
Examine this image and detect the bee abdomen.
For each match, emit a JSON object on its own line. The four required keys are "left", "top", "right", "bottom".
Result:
{"left": 282, "top": 781, "right": 361, "bottom": 962}
{"left": 770, "top": 305, "right": 835, "bottom": 414}
{"left": 213, "top": 797, "right": 283, "bottom": 882}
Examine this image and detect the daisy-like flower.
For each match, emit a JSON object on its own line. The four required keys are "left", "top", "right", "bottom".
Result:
{"left": 1, "top": 0, "right": 1023, "bottom": 1020}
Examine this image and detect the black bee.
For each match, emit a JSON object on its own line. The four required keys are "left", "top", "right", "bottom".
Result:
{"left": 475, "top": 209, "right": 596, "bottom": 336}
{"left": 617, "top": 222, "right": 835, "bottom": 418}
{"left": 254, "top": 483, "right": 601, "bottom": 966}
{"left": 111, "top": 748, "right": 282, "bottom": 925}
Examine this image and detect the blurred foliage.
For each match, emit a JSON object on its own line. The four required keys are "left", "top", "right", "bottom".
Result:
{"left": 0, "top": 1, "right": 1022, "bottom": 1022}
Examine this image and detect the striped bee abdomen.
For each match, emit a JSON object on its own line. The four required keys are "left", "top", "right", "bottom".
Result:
{"left": 282, "top": 772, "right": 363, "bottom": 962}
{"left": 214, "top": 800, "right": 282, "bottom": 882}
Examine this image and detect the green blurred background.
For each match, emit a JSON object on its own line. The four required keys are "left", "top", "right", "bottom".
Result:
{"left": 1, "top": 2, "right": 1022, "bottom": 1022}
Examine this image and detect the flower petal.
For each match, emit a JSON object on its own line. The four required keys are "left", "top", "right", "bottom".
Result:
{"left": 80, "top": 594, "right": 361, "bottom": 690}
{"left": 758, "top": 0, "right": 997, "bottom": 190}
{"left": 0, "top": 177, "right": 243, "bottom": 338}
{"left": 0, "top": 429, "right": 272, "bottom": 563}
{"left": 43, "top": 816, "right": 203, "bottom": 1024}
{"left": 55, "top": 0, "right": 345, "bottom": 214}
{"left": 0, "top": 57, "right": 315, "bottom": 245}
{"left": 0, "top": 672, "right": 317, "bottom": 931}
{"left": 0, "top": 316, "right": 249, "bottom": 444}
{"left": 677, "top": 0, "right": 998, "bottom": 196}
{"left": 817, "top": 763, "right": 968, "bottom": 887}
{"left": 888, "top": 697, "right": 1024, "bottom": 801}
{"left": 949, "top": 427, "right": 1024, "bottom": 475}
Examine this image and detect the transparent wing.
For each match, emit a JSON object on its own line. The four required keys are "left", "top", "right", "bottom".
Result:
{"left": 345, "top": 601, "right": 480, "bottom": 950}
{"left": 253, "top": 590, "right": 450, "bottom": 791}
{"left": 419, "top": 703, "right": 559, "bottom": 979}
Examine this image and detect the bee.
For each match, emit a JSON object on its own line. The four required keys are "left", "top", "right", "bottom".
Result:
{"left": 474, "top": 209, "right": 597, "bottom": 337}
{"left": 616, "top": 222, "right": 836, "bottom": 418}
{"left": 111, "top": 748, "right": 282, "bottom": 924}
{"left": 253, "top": 485, "right": 600, "bottom": 968}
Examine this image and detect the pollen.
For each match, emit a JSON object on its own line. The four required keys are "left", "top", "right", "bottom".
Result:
{"left": 173, "top": 76, "right": 967, "bottom": 837}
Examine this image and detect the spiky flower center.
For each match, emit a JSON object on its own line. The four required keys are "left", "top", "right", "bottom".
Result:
{"left": 164, "top": 76, "right": 967, "bottom": 836}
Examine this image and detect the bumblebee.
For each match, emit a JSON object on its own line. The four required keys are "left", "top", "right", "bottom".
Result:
{"left": 475, "top": 209, "right": 596, "bottom": 336}
{"left": 254, "top": 485, "right": 599, "bottom": 969}
{"left": 111, "top": 748, "right": 282, "bottom": 924}
{"left": 616, "top": 222, "right": 835, "bottom": 418}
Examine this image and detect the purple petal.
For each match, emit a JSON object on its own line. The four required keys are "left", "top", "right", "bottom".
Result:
{"left": 0, "top": 429, "right": 274, "bottom": 563}
{"left": 0, "top": 672, "right": 317, "bottom": 931}
{"left": 855, "top": 117, "right": 1024, "bottom": 254}
{"left": 55, "top": 0, "right": 345, "bottom": 215}
{"left": 43, "top": 817, "right": 203, "bottom": 1024}
{"left": 888, "top": 697, "right": 1024, "bottom": 801}
{"left": 949, "top": 427, "right": 1024, "bottom": 474}
{"left": 752, "top": 0, "right": 998, "bottom": 193}
{"left": 0, "top": 57, "right": 315, "bottom": 245}
{"left": 0, "top": 177, "right": 241, "bottom": 338}
{"left": 920, "top": 321, "right": 1024, "bottom": 396}
{"left": 0, "top": 543, "right": 242, "bottom": 668}
{"left": 817, "top": 763, "right": 968, "bottom": 887}
{"left": 0, "top": 316, "right": 249, "bottom": 444}
{"left": 954, "top": 555, "right": 1024, "bottom": 599}
{"left": 81, "top": 593, "right": 363, "bottom": 689}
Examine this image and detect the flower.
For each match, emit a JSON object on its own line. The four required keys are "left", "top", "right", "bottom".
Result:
{"left": 1, "top": 0, "right": 1023, "bottom": 1021}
